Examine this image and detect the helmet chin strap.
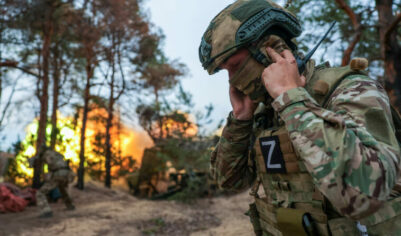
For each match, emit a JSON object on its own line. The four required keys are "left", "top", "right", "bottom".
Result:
{"left": 248, "top": 48, "right": 271, "bottom": 67}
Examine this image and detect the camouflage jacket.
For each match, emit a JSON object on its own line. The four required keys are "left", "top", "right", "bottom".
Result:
{"left": 34, "top": 149, "right": 69, "bottom": 172}
{"left": 211, "top": 71, "right": 401, "bottom": 220}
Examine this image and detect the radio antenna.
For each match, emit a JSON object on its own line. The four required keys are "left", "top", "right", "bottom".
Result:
{"left": 297, "top": 21, "right": 337, "bottom": 74}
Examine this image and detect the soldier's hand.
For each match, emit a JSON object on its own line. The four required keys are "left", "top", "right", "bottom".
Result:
{"left": 229, "top": 85, "right": 257, "bottom": 120}
{"left": 262, "top": 48, "right": 306, "bottom": 99}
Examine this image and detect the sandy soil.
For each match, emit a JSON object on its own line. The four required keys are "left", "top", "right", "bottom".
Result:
{"left": 0, "top": 181, "right": 254, "bottom": 236}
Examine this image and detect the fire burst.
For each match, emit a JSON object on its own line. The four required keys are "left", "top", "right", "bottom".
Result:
{"left": 14, "top": 110, "right": 153, "bottom": 184}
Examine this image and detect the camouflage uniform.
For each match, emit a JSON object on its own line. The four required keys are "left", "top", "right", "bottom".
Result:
{"left": 200, "top": 0, "right": 401, "bottom": 235}
{"left": 33, "top": 149, "right": 75, "bottom": 217}
{"left": 212, "top": 64, "right": 401, "bottom": 235}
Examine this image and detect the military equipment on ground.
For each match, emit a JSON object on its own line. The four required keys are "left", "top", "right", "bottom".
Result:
{"left": 126, "top": 138, "right": 219, "bottom": 199}
{"left": 126, "top": 148, "right": 166, "bottom": 198}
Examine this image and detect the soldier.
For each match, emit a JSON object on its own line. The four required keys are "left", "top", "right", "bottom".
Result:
{"left": 29, "top": 145, "right": 76, "bottom": 218}
{"left": 199, "top": 0, "right": 401, "bottom": 235}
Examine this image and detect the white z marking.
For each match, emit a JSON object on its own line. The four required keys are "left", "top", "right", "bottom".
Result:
{"left": 262, "top": 140, "right": 282, "bottom": 169}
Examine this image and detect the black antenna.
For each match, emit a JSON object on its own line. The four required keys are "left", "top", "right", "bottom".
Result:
{"left": 297, "top": 21, "right": 337, "bottom": 74}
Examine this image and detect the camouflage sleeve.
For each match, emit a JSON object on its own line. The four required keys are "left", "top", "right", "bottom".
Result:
{"left": 211, "top": 112, "right": 256, "bottom": 191}
{"left": 271, "top": 75, "right": 401, "bottom": 220}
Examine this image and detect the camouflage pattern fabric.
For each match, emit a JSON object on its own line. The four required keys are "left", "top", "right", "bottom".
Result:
{"left": 199, "top": 0, "right": 300, "bottom": 75}
{"left": 211, "top": 112, "right": 255, "bottom": 190}
{"left": 41, "top": 149, "right": 69, "bottom": 171}
{"left": 36, "top": 169, "right": 74, "bottom": 215}
{"left": 34, "top": 150, "right": 75, "bottom": 215}
{"left": 229, "top": 35, "right": 291, "bottom": 102}
{"left": 205, "top": 1, "right": 401, "bottom": 234}
{"left": 209, "top": 44, "right": 291, "bottom": 191}
{"left": 211, "top": 70, "right": 401, "bottom": 234}
{"left": 272, "top": 75, "right": 400, "bottom": 220}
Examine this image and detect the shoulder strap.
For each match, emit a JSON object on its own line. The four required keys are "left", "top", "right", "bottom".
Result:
{"left": 305, "top": 65, "right": 368, "bottom": 107}
{"left": 307, "top": 64, "right": 401, "bottom": 147}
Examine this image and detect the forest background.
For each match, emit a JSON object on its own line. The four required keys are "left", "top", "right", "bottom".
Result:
{"left": 0, "top": 0, "right": 400, "bottom": 194}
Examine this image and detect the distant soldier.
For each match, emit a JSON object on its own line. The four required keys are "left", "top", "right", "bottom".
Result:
{"left": 29, "top": 145, "right": 76, "bottom": 218}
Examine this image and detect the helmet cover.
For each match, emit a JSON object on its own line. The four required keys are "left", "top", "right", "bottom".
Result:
{"left": 199, "top": 0, "right": 302, "bottom": 75}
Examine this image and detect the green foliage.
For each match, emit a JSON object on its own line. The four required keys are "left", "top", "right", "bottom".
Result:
{"left": 157, "top": 137, "right": 211, "bottom": 173}
{"left": 134, "top": 76, "right": 217, "bottom": 200}
{"left": 5, "top": 140, "right": 28, "bottom": 186}
{"left": 1, "top": 0, "right": 207, "bottom": 191}
{"left": 166, "top": 171, "right": 212, "bottom": 203}
{"left": 155, "top": 136, "right": 216, "bottom": 202}
{"left": 288, "top": 0, "right": 400, "bottom": 78}
{"left": 4, "top": 117, "right": 79, "bottom": 186}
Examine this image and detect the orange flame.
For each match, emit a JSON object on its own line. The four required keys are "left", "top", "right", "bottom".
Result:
{"left": 15, "top": 109, "right": 153, "bottom": 182}
{"left": 159, "top": 112, "right": 198, "bottom": 138}
{"left": 14, "top": 108, "right": 197, "bottom": 184}
{"left": 78, "top": 108, "right": 154, "bottom": 176}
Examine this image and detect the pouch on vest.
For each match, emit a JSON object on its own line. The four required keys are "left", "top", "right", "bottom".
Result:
{"left": 327, "top": 218, "right": 361, "bottom": 236}
{"left": 249, "top": 62, "right": 401, "bottom": 236}
{"left": 277, "top": 208, "right": 318, "bottom": 236}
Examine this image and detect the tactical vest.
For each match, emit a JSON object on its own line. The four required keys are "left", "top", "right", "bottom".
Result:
{"left": 248, "top": 63, "right": 401, "bottom": 236}
{"left": 43, "top": 150, "right": 69, "bottom": 172}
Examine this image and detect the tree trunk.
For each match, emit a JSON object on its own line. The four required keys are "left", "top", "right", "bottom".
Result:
{"left": 50, "top": 45, "right": 60, "bottom": 150}
{"left": 0, "top": 37, "right": 2, "bottom": 107}
{"left": 155, "top": 88, "right": 163, "bottom": 141}
{"left": 33, "top": 12, "right": 54, "bottom": 189}
{"left": 105, "top": 58, "right": 115, "bottom": 188}
{"left": 77, "top": 62, "right": 92, "bottom": 190}
{"left": 0, "top": 69, "right": 2, "bottom": 116}
{"left": 105, "top": 89, "right": 114, "bottom": 188}
{"left": 376, "top": 0, "right": 401, "bottom": 109}
{"left": 116, "top": 108, "right": 122, "bottom": 165}
{"left": 334, "top": 0, "right": 362, "bottom": 66}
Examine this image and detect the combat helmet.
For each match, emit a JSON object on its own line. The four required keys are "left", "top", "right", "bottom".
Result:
{"left": 199, "top": 0, "right": 301, "bottom": 75}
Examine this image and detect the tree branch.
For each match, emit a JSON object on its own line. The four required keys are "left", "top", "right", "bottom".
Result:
{"left": 342, "top": 31, "right": 362, "bottom": 66}
{"left": 0, "top": 76, "right": 19, "bottom": 127}
{"left": 334, "top": 0, "right": 359, "bottom": 28}
{"left": 385, "top": 12, "right": 401, "bottom": 45}
{"left": 0, "top": 61, "right": 17, "bottom": 67}
{"left": 0, "top": 61, "right": 39, "bottom": 77}
{"left": 115, "top": 47, "right": 126, "bottom": 101}
{"left": 334, "top": 0, "right": 363, "bottom": 65}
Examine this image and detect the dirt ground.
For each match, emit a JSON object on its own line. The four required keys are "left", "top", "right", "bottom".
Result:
{"left": 0, "top": 181, "right": 254, "bottom": 236}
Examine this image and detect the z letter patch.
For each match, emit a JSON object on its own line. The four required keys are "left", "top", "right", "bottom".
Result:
{"left": 259, "top": 136, "right": 286, "bottom": 173}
